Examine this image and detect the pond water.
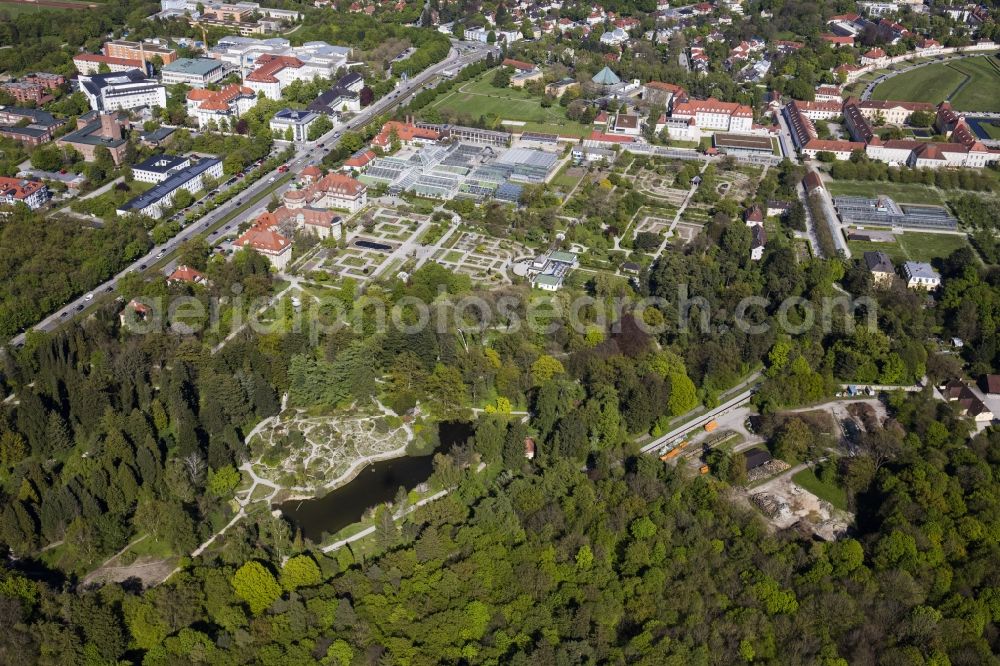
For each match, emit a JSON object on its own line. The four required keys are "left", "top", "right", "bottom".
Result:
{"left": 275, "top": 421, "right": 472, "bottom": 543}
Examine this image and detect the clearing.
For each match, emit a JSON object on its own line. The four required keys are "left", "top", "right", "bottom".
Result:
{"left": 429, "top": 71, "right": 591, "bottom": 137}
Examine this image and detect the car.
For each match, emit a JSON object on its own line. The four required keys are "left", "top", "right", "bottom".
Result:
{"left": 75, "top": 304, "right": 84, "bottom": 311}
{"left": 84, "top": 293, "right": 94, "bottom": 301}
{"left": 318, "top": 143, "right": 325, "bottom": 148}
{"left": 268, "top": 176, "right": 276, "bottom": 182}
{"left": 236, "top": 172, "right": 245, "bottom": 178}
{"left": 140, "top": 264, "right": 147, "bottom": 269}
{"left": 334, "top": 131, "right": 342, "bottom": 138}
{"left": 105, "top": 286, "right": 113, "bottom": 292}
{"left": 156, "top": 251, "right": 165, "bottom": 259}
{"left": 60, "top": 312, "right": 68, "bottom": 318}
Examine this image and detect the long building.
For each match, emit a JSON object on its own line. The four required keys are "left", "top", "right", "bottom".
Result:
{"left": 0, "top": 107, "right": 63, "bottom": 147}
{"left": 671, "top": 97, "right": 753, "bottom": 133}
{"left": 117, "top": 157, "right": 223, "bottom": 219}
{"left": 104, "top": 39, "right": 178, "bottom": 66}
{"left": 73, "top": 54, "right": 150, "bottom": 76}
{"left": 161, "top": 58, "right": 227, "bottom": 87}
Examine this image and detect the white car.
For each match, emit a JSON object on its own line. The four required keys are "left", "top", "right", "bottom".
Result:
{"left": 84, "top": 293, "right": 94, "bottom": 301}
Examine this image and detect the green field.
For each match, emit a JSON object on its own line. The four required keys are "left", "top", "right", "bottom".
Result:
{"left": 871, "top": 55, "right": 1000, "bottom": 112}
{"left": 826, "top": 179, "right": 947, "bottom": 205}
{"left": 0, "top": 0, "right": 97, "bottom": 13}
{"left": 429, "top": 72, "right": 591, "bottom": 137}
{"left": 847, "top": 231, "right": 970, "bottom": 264}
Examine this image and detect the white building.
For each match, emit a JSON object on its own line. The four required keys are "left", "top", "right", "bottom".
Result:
{"left": 270, "top": 108, "right": 321, "bottom": 142}
{"left": 902, "top": 261, "right": 941, "bottom": 290}
{"left": 132, "top": 154, "right": 191, "bottom": 183}
{"left": 671, "top": 97, "right": 753, "bottom": 133}
{"left": 0, "top": 177, "right": 48, "bottom": 210}
{"left": 117, "top": 158, "right": 224, "bottom": 219}
{"left": 160, "top": 57, "right": 227, "bottom": 87}
{"left": 78, "top": 70, "right": 167, "bottom": 112}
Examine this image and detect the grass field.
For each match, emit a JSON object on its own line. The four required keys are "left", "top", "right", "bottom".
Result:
{"left": 429, "top": 72, "right": 591, "bottom": 137}
{"left": 826, "top": 179, "right": 947, "bottom": 205}
{"left": 0, "top": 0, "right": 98, "bottom": 13}
{"left": 792, "top": 467, "right": 848, "bottom": 511}
{"left": 847, "top": 231, "right": 970, "bottom": 264}
{"left": 871, "top": 55, "right": 1000, "bottom": 112}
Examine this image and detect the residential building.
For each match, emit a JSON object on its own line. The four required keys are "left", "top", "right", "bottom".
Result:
{"left": 982, "top": 375, "right": 1000, "bottom": 396}
{"left": 186, "top": 84, "right": 256, "bottom": 128}
{"left": 168, "top": 265, "right": 208, "bottom": 285}
{"left": 0, "top": 107, "right": 63, "bottom": 147}
{"left": 791, "top": 99, "right": 841, "bottom": 120}
{"left": 73, "top": 54, "right": 150, "bottom": 76}
{"left": 117, "top": 157, "right": 223, "bottom": 218}
{"left": 78, "top": 70, "right": 166, "bottom": 112}
{"left": 132, "top": 154, "right": 192, "bottom": 183}
{"left": 254, "top": 205, "right": 342, "bottom": 240}
{"left": 282, "top": 170, "right": 367, "bottom": 212}
{"left": 307, "top": 87, "right": 358, "bottom": 116}
{"left": 160, "top": 58, "right": 227, "bottom": 87}
{"left": 270, "top": 108, "right": 321, "bottom": 142}
{"left": 671, "top": 97, "right": 753, "bottom": 133}
{"left": 342, "top": 149, "right": 376, "bottom": 171}
{"left": 1, "top": 81, "right": 56, "bottom": 105}
{"left": 56, "top": 111, "right": 130, "bottom": 164}
{"left": 902, "top": 261, "right": 940, "bottom": 289}
{"left": 863, "top": 250, "right": 895, "bottom": 287}
{"left": 0, "top": 177, "right": 48, "bottom": 210}
{"left": 104, "top": 39, "right": 178, "bottom": 66}
{"left": 861, "top": 47, "right": 888, "bottom": 66}
{"left": 941, "top": 380, "right": 994, "bottom": 423}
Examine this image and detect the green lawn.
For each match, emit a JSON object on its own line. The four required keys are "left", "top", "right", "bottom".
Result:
{"left": 826, "top": 179, "right": 946, "bottom": 205}
{"left": 847, "top": 231, "right": 970, "bottom": 264}
{"left": 0, "top": 0, "right": 97, "bottom": 13}
{"left": 429, "top": 71, "right": 590, "bottom": 137}
{"left": 792, "top": 467, "right": 848, "bottom": 511}
{"left": 871, "top": 55, "right": 1000, "bottom": 112}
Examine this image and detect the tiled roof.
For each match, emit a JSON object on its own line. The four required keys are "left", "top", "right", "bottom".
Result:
{"left": 246, "top": 54, "right": 303, "bottom": 83}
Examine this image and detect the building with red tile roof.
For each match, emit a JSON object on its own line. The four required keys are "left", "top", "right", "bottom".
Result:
{"left": 501, "top": 58, "right": 536, "bottom": 72}
{"left": 283, "top": 170, "right": 367, "bottom": 213}
{"left": 822, "top": 34, "right": 855, "bottom": 47}
{"left": 245, "top": 54, "right": 307, "bottom": 99}
{"left": 343, "top": 149, "right": 377, "bottom": 171}
{"left": 671, "top": 97, "right": 753, "bottom": 132}
{"left": 236, "top": 222, "right": 292, "bottom": 270}
{"left": 0, "top": 177, "right": 49, "bottom": 209}
{"left": 167, "top": 265, "right": 207, "bottom": 285}
{"left": 186, "top": 84, "right": 256, "bottom": 128}
{"left": 371, "top": 120, "right": 440, "bottom": 149}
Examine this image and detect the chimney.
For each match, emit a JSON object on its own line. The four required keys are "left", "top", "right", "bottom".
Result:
{"left": 99, "top": 112, "right": 123, "bottom": 140}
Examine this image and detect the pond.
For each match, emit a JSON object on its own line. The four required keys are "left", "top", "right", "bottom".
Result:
{"left": 275, "top": 421, "right": 472, "bottom": 543}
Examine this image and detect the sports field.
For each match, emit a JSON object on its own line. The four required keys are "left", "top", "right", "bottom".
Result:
{"left": 428, "top": 71, "right": 591, "bottom": 137}
{"left": 870, "top": 55, "right": 1000, "bottom": 112}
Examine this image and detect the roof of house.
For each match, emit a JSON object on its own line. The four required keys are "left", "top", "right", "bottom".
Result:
{"left": 162, "top": 57, "right": 222, "bottom": 76}
{"left": 743, "top": 448, "right": 773, "bottom": 470}
{"left": 0, "top": 177, "right": 45, "bottom": 201}
{"left": 751, "top": 223, "right": 767, "bottom": 249}
{"left": 134, "top": 153, "right": 188, "bottom": 174}
{"left": 984, "top": 375, "right": 1000, "bottom": 395}
{"left": 344, "top": 149, "right": 376, "bottom": 168}
{"left": 672, "top": 97, "right": 753, "bottom": 118}
{"left": 246, "top": 54, "right": 303, "bottom": 83}
{"left": 864, "top": 250, "right": 894, "bottom": 274}
{"left": 167, "top": 265, "right": 206, "bottom": 283}
{"left": 187, "top": 84, "right": 255, "bottom": 111}
{"left": 372, "top": 120, "right": 440, "bottom": 147}
{"left": 74, "top": 53, "right": 145, "bottom": 69}
{"left": 236, "top": 222, "right": 291, "bottom": 254}
{"left": 803, "top": 171, "right": 824, "bottom": 191}
{"left": 903, "top": 261, "right": 940, "bottom": 280}
{"left": 502, "top": 57, "right": 536, "bottom": 71}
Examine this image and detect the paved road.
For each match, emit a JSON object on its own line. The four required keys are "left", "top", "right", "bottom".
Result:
{"left": 6, "top": 40, "right": 492, "bottom": 348}
{"left": 640, "top": 387, "right": 756, "bottom": 455}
